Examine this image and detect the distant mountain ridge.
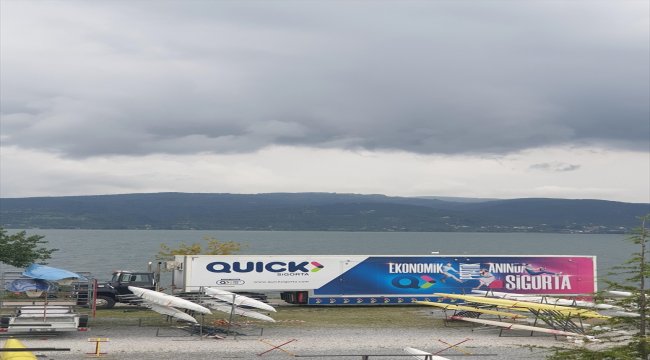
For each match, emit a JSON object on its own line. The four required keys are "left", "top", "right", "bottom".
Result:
{"left": 0, "top": 192, "right": 648, "bottom": 233}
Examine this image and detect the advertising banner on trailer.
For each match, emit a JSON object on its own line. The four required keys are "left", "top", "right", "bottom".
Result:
{"left": 174, "top": 255, "right": 596, "bottom": 305}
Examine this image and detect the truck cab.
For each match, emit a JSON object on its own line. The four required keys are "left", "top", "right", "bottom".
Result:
{"left": 91, "top": 270, "right": 157, "bottom": 309}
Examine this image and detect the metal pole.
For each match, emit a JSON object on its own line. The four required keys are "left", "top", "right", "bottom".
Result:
{"left": 42, "top": 288, "right": 48, "bottom": 322}
{"left": 227, "top": 293, "right": 236, "bottom": 337}
{"left": 92, "top": 279, "right": 98, "bottom": 318}
{"left": 156, "top": 262, "right": 162, "bottom": 292}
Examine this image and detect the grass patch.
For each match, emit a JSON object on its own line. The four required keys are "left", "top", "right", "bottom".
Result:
{"left": 85, "top": 305, "right": 442, "bottom": 329}
{"left": 267, "top": 306, "right": 442, "bottom": 328}
{"left": 1, "top": 302, "right": 443, "bottom": 329}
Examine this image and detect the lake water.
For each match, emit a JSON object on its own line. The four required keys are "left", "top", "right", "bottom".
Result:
{"left": 2, "top": 230, "right": 634, "bottom": 285}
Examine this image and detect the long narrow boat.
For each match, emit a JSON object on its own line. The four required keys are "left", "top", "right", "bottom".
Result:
{"left": 128, "top": 286, "right": 211, "bottom": 314}
{"left": 450, "top": 316, "right": 595, "bottom": 339}
{"left": 208, "top": 303, "right": 276, "bottom": 322}
{"left": 434, "top": 293, "right": 606, "bottom": 318}
{"left": 416, "top": 301, "right": 526, "bottom": 318}
{"left": 403, "top": 347, "right": 450, "bottom": 360}
{"left": 146, "top": 303, "right": 198, "bottom": 323}
{"left": 1, "top": 339, "right": 37, "bottom": 360}
{"left": 205, "top": 288, "right": 276, "bottom": 312}
{"left": 471, "top": 290, "right": 617, "bottom": 310}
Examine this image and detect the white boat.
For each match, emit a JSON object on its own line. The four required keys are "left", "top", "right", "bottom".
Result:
{"left": 472, "top": 290, "right": 618, "bottom": 310}
{"left": 403, "top": 347, "right": 450, "bottom": 360}
{"left": 601, "top": 310, "right": 642, "bottom": 318}
{"left": 147, "top": 303, "right": 198, "bottom": 323}
{"left": 205, "top": 288, "right": 276, "bottom": 312}
{"left": 128, "top": 286, "right": 211, "bottom": 314}
{"left": 451, "top": 316, "right": 595, "bottom": 339}
{"left": 208, "top": 303, "right": 276, "bottom": 322}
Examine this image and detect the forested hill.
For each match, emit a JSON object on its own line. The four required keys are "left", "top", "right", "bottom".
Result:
{"left": 1, "top": 192, "right": 648, "bottom": 233}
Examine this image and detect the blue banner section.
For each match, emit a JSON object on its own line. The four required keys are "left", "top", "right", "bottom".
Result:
{"left": 308, "top": 296, "right": 449, "bottom": 305}
{"left": 308, "top": 296, "right": 440, "bottom": 305}
{"left": 313, "top": 256, "right": 593, "bottom": 296}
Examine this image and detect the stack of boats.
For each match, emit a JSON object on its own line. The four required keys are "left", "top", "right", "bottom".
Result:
{"left": 417, "top": 289, "right": 642, "bottom": 341}
{"left": 128, "top": 286, "right": 277, "bottom": 324}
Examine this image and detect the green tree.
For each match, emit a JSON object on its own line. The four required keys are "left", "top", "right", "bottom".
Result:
{"left": 156, "top": 236, "right": 243, "bottom": 261}
{"left": 547, "top": 214, "right": 650, "bottom": 359}
{"left": 0, "top": 227, "right": 58, "bottom": 268}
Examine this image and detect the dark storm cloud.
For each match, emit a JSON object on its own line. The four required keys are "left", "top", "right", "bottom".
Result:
{"left": 1, "top": 1, "right": 648, "bottom": 158}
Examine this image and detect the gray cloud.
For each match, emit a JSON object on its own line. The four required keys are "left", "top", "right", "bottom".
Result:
{"left": 1, "top": 1, "right": 648, "bottom": 158}
{"left": 530, "top": 162, "right": 581, "bottom": 172}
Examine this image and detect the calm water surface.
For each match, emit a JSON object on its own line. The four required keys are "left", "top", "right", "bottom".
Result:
{"left": 4, "top": 230, "right": 632, "bottom": 285}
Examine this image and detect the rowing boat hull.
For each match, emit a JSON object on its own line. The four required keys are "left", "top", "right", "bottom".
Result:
{"left": 205, "top": 288, "right": 276, "bottom": 312}
{"left": 403, "top": 347, "right": 450, "bottom": 360}
{"left": 147, "top": 303, "right": 198, "bottom": 323}
{"left": 208, "top": 303, "right": 276, "bottom": 322}
{"left": 434, "top": 293, "right": 605, "bottom": 318}
{"left": 416, "top": 301, "right": 525, "bottom": 318}
{"left": 450, "top": 316, "right": 591, "bottom": 338}
{"left": 128, "top": 286, "right": 211, "bottom": 314}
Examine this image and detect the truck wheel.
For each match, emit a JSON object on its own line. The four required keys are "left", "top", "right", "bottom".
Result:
{"left": 95, "top": 295, "right": 116, "bottom": 309}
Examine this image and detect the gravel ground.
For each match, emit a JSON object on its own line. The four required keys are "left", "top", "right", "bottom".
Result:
{"left": 2, "top": 323, "right": 574, "bottom": 360}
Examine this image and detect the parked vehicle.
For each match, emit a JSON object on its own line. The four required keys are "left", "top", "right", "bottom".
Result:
{"left": 78, "top": 270, "right": 157, "bottom": 309}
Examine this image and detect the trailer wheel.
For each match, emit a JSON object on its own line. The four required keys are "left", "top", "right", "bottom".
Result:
{"left": 95, "top": 295, "right": 116, "bottom": 309}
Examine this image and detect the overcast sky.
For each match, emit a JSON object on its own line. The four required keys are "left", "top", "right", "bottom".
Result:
{"left": 1, "top": 1, "right": 648, "bottom": 202}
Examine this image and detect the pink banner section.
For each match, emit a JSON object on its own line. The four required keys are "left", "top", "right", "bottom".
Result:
{"left": 481, "top": 257, "right": 596, "bottom": 294}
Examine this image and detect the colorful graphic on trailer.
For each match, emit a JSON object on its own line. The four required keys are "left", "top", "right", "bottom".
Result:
{"left": 177, "top": 255, "right": 596, "bottom": 299}
{"left": 313, "top": 256, "right": 595, "bottom": 296}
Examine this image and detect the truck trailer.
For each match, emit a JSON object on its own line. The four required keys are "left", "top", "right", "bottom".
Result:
{"left": 172, "top": 255, "right": 597, "bottom": 305}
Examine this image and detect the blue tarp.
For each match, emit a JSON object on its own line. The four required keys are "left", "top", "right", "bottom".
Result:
{"left": 22, "top": 264, "right": 85, "bottom": 282}
{"left": 5, "top": 278, "right": 52, "bottom": 292}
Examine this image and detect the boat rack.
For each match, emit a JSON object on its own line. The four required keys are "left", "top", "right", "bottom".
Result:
{"left": 0, "top": 270, "right": 93, "bottom": 336}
